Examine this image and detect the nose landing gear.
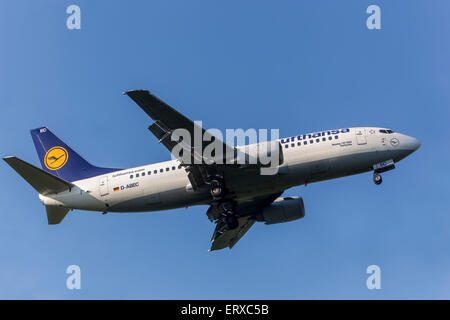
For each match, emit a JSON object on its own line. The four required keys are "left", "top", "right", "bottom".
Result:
{"left": 373, "top": 173, "right": 382, "bottom": 185}
{"left": 372, "top": 159, "right": 395, "bottom": 185}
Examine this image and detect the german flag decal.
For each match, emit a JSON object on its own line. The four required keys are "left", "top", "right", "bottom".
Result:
{"left": 113, "top": 187, "right": 120, "bottom": 192}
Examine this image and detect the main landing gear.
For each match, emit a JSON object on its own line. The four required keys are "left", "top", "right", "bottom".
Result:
{"left": 224, "top": 212, "right": 239, "bottom": 230}
{"left": 219, "top": 201, "right": 239, "bottom": 230}
{"left": 209, "top": 179, "right": 239, "bottom": 230}
{"left": 210, "top": 179, "right": 225, "bottom": 199}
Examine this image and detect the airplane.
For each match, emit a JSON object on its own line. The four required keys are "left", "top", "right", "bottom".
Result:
{"left": 3, "top": 90, "right": 421, "bottom": 251}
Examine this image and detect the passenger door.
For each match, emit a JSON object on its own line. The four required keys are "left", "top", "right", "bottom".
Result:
{"left": 99, "top": 175, "right": 109, "bottom": 197}
{"left": 355, "top": 128, "right": 367, "bottom": 145}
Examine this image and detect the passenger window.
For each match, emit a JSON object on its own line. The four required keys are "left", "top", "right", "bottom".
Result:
{"left": 328, "top": 136, "right": 332, "bottom": 140}
{"left": 291, "top": 143, "right": 295, "bottom": 147}
{"left": 142, "top": 172, "right": 145, "bottom": 177}
{"left": 304, "top": 141, "right": 307, "bottom": 145}
{"left": 322, "top": 137, "right": 326, "bottom": 142}
{"left": 284, "top": 144, "right": 289, "bottom": 148}
{"left": 178, "top": 165, "right": 182, "bottom": 169}
{"left": 172, "top": 166, "right": 176, "bottom": 170}
{"left": 160, "top": 169, "right": 163, "bottom": 173}
{"left": 166, "top": 167, "right": 169, "bottom": 172}
{"left": 316, "top": 138, "right": 320, "bottom": 143}
{"left": 136, "top": 173, "right": 139, "bottom": 177}
{"left": 148, "top": 171, "right": 151, "bottom": 175}
{"left": 310, "top": 140, "right": 313, "bottom": 144}
{"left": 130, "top": 175, "right": 133, "bottom": 179}
{"left": 334, "top": 135, "right": 338, "bottom": 139}
{"left": 154, "top": 170, "right": 157, "bottom": 174}
{"left": 297, "top": 142, "right": 301, "bottom": 146}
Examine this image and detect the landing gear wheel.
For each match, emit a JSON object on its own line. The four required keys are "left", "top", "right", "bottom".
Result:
{"left": 373, "top": 173, "right": 382, "bottom": 185}
{"left": 225, "top": 215, "right": 239, "bottom": 230}
{"left": 210, "top": 179, "right": 225, "bottom": 199}
{"left": 210, "top": 185, "right": 224, "bottom": 198}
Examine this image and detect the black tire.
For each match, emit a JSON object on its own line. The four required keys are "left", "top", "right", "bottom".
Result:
{"left": 210, "top": 179, "right": 225, "bottom": 199}
{"left": 373, "top": 174, "right": 382, "bottom": 185}
{"left": 211, "top": 185, "right": 224, "bottom": 198}
{"left": 225, "top": 215, "right": 239, "bottom": 230}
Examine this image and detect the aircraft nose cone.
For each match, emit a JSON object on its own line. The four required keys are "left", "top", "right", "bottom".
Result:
{"left": 403, "top": 135, "right": 421, "bottom": 151}
{"left": 412, "top": 138, "right": 421, "bottom": 151}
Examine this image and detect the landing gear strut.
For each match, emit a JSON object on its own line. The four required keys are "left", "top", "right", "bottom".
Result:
{"left": 225, "top": 214, "right": 239, "bottom": 230}
{"left": 372, "top": 160, "right": 394, "bottom": 185}
{"left": 208, "top": 177, "right": 239, "bottom": 230}
{"left": 218, "top": 202, "right": 238, "bottom": 230}
{"left": 373, "top": 173, "right": 382, "bottom": 185}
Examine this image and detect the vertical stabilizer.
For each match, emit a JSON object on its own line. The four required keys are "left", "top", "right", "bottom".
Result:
{"left": 30, "top": 127, "right": 119, "bottom": 182}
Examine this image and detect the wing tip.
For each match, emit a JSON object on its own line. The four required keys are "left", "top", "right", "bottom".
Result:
{"left": 122, "top": 89, "right": 150, "bottom": 96}
{"left": 3, "top": 156, "right": 17, "bottom": 163}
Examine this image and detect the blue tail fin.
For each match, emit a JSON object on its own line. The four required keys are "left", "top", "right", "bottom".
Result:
{"left": 30, "top": 127, "right": 120, "bottom": 182}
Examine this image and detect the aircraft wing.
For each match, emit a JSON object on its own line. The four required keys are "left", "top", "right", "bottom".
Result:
{"left": 123, "top": 90, "right": 235, "bottom": 164}
{"left": 124, "top": 90, "right": 260, "bottom": 191}
{"left": 124, "top": 90, "right": 286, "bottom": 250}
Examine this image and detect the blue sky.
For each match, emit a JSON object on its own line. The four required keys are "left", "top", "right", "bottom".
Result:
{"left": 1, "top": 0, "right": 449, "bottom": 299}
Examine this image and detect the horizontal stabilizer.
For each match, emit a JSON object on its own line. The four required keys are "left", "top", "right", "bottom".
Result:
{"left": 46, "top": 205, "right": 70, "bottom": 225}
{"left": 3, "top": 156, "right": 74, "bottom": 195}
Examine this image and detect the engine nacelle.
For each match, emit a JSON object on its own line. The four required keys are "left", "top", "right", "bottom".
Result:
{"left": 258, "top": 196, "right": 305, "bottom": 225}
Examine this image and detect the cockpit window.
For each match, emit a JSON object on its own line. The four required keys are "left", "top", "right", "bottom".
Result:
{"left": 379, "top": 129, "right": 387, "bottom": 133}
{"left": 379, "top": 129, "right": 395, "bottom": 134}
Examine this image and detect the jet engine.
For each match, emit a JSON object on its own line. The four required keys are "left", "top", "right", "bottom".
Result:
{"left": 257, "top": 196, "right": 305, "bottom": 225}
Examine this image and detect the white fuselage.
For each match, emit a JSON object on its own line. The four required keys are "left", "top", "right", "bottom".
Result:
{"left": 39, "top": 127, "right": 420, "bottom": 214}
